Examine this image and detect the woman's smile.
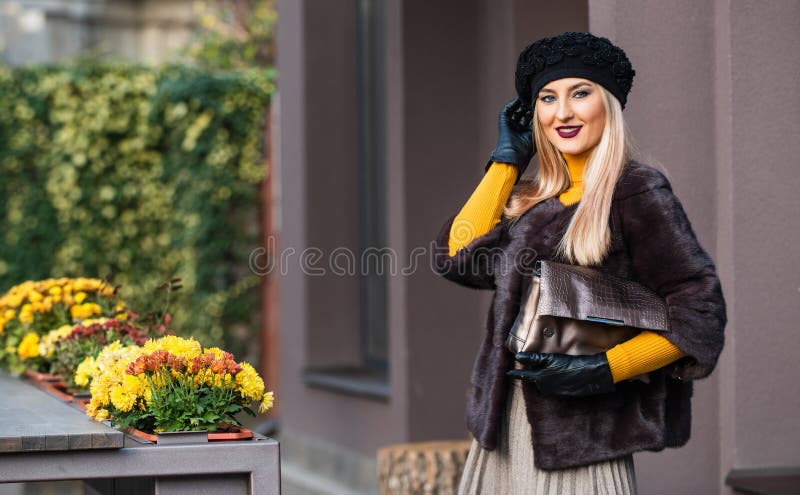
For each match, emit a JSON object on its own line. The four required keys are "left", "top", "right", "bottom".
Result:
{"left": 556, "top": 125, "right": 583, "bottom": 138}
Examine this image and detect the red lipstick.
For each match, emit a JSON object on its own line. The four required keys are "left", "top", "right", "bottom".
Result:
{"left": 556, "top": 125, "right": 582, "bottom": 138}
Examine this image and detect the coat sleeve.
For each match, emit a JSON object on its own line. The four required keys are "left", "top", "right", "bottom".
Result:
{"left": 431, "top": 213, "right": 507, "bottom": 290}
{"left": 621, "top": 184, "right": 727, "bottom": 380}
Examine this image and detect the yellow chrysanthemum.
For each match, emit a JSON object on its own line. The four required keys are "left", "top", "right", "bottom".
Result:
{"left": 89, "top": 372, "right": 114, "bottom": 407}
{"left": 39, "top": 323, "right": 78, "bottom": 357}
{"left": 95, "top": 340, "right": 124, "bottom": 361}
{"left": 109, "top": 374, "right": 143, "bottom": 413}
{"left": 203, "top": 347, "right": 227, "bottom": 359}
{"left": 74, "top": 356, "right": 97, "bottom": 387}
{"left": 123, "top": 373, "right": 143, "bottom": 395}
{"left": 149, "top": 371, "right": 170, "bottom": 389}
{"left": 143, "top": 335, "right": 202, "bottom": 360}
{"left": 142, "top": 380, "right": 153, "bottom": 404}
{"left": 259, "top": 391, "right": 275, "bottom": 413}
{"left": 70, "top": 302, "right": 102, "bottom": 320}
{"left": 194, "top": 368, "right": 212, "bottom": 387}
{"left": 235, "top": 362, "right": 265, "bottom": 402}
{"left": 86, "top": 343, "right": 145, "bottom": 411}
{"left": 17, "top": 332, "right": 40, "bottom": 359}
{"left": 86, "top": 398, "right": 109, "bottom": 421}
{"left": 18, "top": 309, "right": 34, "bottom": 324}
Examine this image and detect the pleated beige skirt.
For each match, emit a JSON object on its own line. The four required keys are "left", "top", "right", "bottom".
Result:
{"left": 457, "top": 369, "right": 638, "bottom": 495}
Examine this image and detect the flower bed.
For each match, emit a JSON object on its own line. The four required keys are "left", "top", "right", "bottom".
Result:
{"left": 50, "top": 318, "right": 149, "bottom": 390}
{"left": 0, "top": 278, "right": 126, "bottom": 373}
{"left": 1, "top": 278, "right": 276, "bottom": 439}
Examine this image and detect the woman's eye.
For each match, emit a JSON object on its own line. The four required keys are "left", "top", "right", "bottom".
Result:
{"left": 539, "top": 95, "right": 555, "bottom": 103}
{"left": 573, "top": 90, "right": 590, "bottom": 98}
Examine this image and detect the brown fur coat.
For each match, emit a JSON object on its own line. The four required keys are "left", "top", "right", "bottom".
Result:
{"left": 432, "top": 161, "right": 727, "bottom": 470}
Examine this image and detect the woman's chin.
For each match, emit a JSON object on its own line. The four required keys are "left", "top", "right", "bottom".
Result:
{"left": 556, "top": 144, "right": 589, "bottom": 155}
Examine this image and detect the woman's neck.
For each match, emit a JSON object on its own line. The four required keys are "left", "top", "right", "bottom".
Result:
{"left": 563, "top": 149, "right": 591, "bottom": 179}
{"left": 558, "top": 150, "right": 591, "bottom": 206}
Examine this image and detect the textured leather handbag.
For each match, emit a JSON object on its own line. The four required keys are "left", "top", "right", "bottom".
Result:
{"left": 506, "top": 260, "right": 669, "bottom": 359}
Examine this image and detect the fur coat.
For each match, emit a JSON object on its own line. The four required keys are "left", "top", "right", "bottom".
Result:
{"left": 432, "top": 161, "right": 727, "bottom": 470}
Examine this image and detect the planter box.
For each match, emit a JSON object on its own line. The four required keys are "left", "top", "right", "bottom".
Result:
{"left": 41, "top": 380, "right": 74, "bottom": 402}
{"left": 35, "top": 379, "right": 91, "bottom": 404}
{"left": 126, "top": 425, "right": 254, "bottom": 444}
{"left": 22, "top": 369, "right": 63, "bottom": 383}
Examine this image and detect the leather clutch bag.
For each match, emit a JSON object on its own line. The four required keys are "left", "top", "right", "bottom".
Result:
{"left": 506, "top": 260, "right": 669, "bottom": 360}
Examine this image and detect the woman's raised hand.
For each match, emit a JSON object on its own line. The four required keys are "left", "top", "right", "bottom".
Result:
{"left": 485, "top": 97, "right": 536, "bottom": 178}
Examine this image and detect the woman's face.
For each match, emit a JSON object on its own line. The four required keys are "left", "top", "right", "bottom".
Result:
{"left": 536, "top": 77, "right": 606, "bottom": 156}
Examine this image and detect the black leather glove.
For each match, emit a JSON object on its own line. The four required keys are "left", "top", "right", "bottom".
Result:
{"left": 507, "top": 351, "right": 616, "bottom": 397}
{"left": 485, "top": 97, "right": 535, "bottom": 181}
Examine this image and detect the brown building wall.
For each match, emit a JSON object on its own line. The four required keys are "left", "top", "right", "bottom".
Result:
{"left": 725, "top": 0, "right": 800, "bottom": 471}
{"left": 277, "top": 1, "right": 406, "bottom": 491}
{"left": 401, "top": 0, "right": 482, "bottom": 443}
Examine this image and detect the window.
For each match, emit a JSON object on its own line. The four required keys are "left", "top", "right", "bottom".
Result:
{"left": 356, "top": 0, "right": 388, "bottom": 371}
{"left": 302, "top": 0, "right": 389, "bottom": 399}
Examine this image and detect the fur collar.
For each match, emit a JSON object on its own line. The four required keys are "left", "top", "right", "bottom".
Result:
{"left": 613, "top": 161, "right": 671, "bottom": 200}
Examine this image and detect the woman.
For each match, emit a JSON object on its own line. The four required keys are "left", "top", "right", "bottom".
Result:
{"left": 432, "top": 32, "right": 727, "bottom": 494}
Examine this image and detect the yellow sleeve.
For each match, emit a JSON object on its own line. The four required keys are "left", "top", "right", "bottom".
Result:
{"left": 448, "top": 162, "right": 518, "bottom": 257}
{"left": 606, "top": 331, "right": 687, "bottom": 383}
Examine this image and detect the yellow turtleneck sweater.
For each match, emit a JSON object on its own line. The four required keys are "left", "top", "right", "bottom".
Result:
{"left": 558, "top": 149, "right": 590, "bottom": 206}
{"left": 447, "top": 156, "right": 685, "bottom": 383}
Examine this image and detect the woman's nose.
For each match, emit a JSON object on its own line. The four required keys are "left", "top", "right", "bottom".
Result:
{"left": 556, "top": 99, "right": 573, "bottom": 121}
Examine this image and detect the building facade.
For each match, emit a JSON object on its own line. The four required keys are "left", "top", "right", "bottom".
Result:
{"left": 276, "top": 0, "right": 800, "bottom": 494}
{"left": 0, "top": 0, "right": 195, "bottom": 66}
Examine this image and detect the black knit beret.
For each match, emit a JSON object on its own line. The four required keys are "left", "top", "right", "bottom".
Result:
{"left": 515, "top": 32, "right": 635, "bottom": 109}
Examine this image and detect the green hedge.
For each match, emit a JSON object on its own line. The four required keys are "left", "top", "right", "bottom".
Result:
{"left": 0, "top": 62, "right": 274, "bottom": 360}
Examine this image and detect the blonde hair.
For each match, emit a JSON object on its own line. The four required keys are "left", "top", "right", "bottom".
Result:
{"left": 503, "top": 85, "right": 638, "bottom": 266}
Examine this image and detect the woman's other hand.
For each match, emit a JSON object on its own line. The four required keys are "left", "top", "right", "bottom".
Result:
{"left": 486, "top": 97, "right": 536, "bottom": 179}
{"left": 507, "top": 351, "right": 616, "bottom": 397}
